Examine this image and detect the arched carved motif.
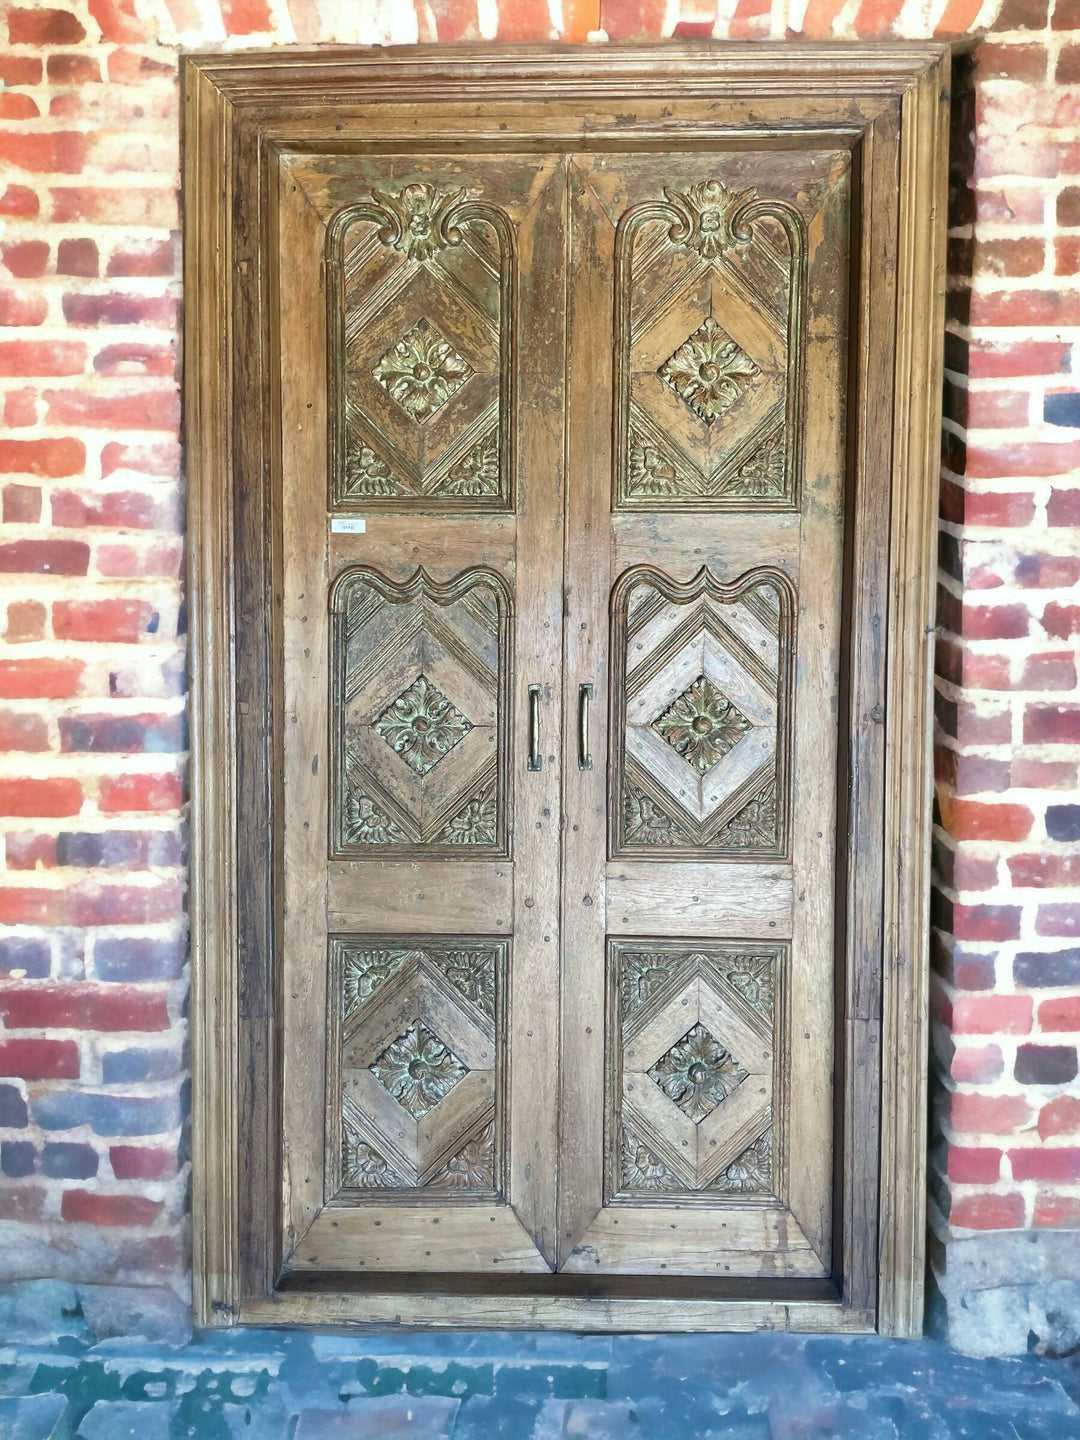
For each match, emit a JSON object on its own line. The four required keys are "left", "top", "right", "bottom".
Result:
{"left": 327, "top": 181, "right": 517, "bottom": 510}
{"left": 330, "top": 565, "right": 513, "bottom": 858}
{"left": 613, "top": 180, "right": 806, "bottom": 510}
{"left": 609, "top": 564, "right": 796, "bottom": 860}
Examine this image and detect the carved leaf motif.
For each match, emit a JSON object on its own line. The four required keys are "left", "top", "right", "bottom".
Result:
{"left": 430, "top": 948, "right": 496, "bottom": 1019}
{"left": 719, "top": 429, "right": 786, "bottom": 498}
{"left": 715, "top": 954, "right": 775, "bottom": 1024}
{"left": 648, "top": 1022, "right": 748, "bottom": 1123}
{"left": 341, "top": 948, "right": 409, "bottom": 1019}
{"left": 658, "top": 318, "right": 759, "bottom": 425}
{"left": 620, "top": 1125, "right": 683, "bottom": 1192}
{"left": 343, "top": 436, "right": 406, "bottom": 498}
{"left": 370, "top": 1022, "right": 468, "bottom": 1120}
{"left": 374, "top": 674, "right": 472, "bottom": 775}
{"left": 372, "top": 317, "right": 472, "bottom": 422}
{"left": 622, "top": 781, "right": 687, "bottom": 847}
{"left": 343, "top": 789, "right": 408, "bottom": 846}
{"left": 438, "top": 430, "right": 500, "bottom": 497}
{"left": 434, "top": 782, "right": 497, "bottom": 846}
{"left": 342, "top": 1125, "right": 405, "bottom": 1188}
{"left": 370, "top": 180, "right": 467, "bottom": 261}
{"left": 714, "top": 781, "right": 778, "bottom": 850}
{"left": 431, "top": 1122, "right": 495, "bottom": 1188}
{"left": 664, "top": 180, "right": 758, "bottom": 258}
{"left": 620, "top": 951, "right": 679, "bottom": 1018}
{"left": 627, "top": 433, "right": 688, "bottom": 497}
{"left": 710, "top": 1128, "right": 773, "bottom": 1195}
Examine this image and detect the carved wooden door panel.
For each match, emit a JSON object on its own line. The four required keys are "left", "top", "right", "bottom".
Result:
{"left": 277, "top": 153, "right": 566, "bottom": 1274}
{"left": 559, "top": 154, "right": 849, "bottom": 1280}
{"left": 279, "top": 148, "right": 844, "bottom": 1283}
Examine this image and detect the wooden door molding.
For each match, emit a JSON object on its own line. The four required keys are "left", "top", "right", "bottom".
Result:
{"left": 184, "top": 41, "right": 948, "bottom": 1336}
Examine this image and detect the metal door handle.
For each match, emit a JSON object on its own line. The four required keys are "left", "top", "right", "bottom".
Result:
{"left": 578, "top": 684, "right": 593, "bottom": 771}
{"left": 528, "top": 684, "right": 542, "bottom": 771}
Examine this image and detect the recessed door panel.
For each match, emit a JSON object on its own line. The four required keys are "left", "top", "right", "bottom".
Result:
{"left": 331, "top": 565, "right": 512, "bottom": 857}
{"left": 611, "top": 564, "right": 795, "bottom": 858}
{"left": 613, "top": 178, "right": 804, "bottom": 510}
{"left": 329, "top": 181, "right": 516, "bottom": 511}
{"left": 328, "top": 936, "right": 507, "bottom": 1199}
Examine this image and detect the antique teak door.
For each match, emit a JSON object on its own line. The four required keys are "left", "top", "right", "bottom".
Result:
{"left": 186, "top": 44, "right": 949, "bottom": 1334}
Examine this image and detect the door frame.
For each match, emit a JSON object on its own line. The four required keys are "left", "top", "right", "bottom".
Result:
{"left": 184, "top": 41, "right": 949, "bottom": 1336}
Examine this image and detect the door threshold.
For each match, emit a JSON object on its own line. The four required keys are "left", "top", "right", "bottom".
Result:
{"left": 277, "top": 1271, "right": 843, "bottom": 1303}
{"left": 242, "top": 1275, "right": 871, "bottom": 1333}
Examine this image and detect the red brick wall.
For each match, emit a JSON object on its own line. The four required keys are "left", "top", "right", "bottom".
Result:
{"left": 0, "top": 0, "right": 1077, "bottom": 1322}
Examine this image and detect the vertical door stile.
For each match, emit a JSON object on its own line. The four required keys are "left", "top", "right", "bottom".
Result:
{"left": 558, "top": 156, "right": 617, "bottom": 1264}
{"left": 505, "top": 156, "right": 568, "bottom": 1269}
{"left": 278, "top": 162, "right": 333, "bottom": 1262}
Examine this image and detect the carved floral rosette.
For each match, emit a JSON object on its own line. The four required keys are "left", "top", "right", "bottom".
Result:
{"left": 327, "top": 179, "right": 517, "bottom": 511}
{"left": 613, "top": 177, "right": 806, "bottom": 511}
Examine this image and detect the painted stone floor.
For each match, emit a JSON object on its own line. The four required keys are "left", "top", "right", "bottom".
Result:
{"left": 1, "top": 1325, "right": 1079, "bottom": 1439}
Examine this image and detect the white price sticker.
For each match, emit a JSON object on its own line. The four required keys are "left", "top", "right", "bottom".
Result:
{"left": 331, "top": 517, "right": 367, "bottom": 534}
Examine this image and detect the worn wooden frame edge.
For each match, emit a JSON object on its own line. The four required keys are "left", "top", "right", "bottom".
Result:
{"left": 878, "top": 51, "right": 950, "bottom": 1340}
{"left": 184, "top": 41, "right": 949, "bottom": 1335}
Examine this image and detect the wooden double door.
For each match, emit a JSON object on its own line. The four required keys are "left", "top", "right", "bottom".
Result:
{"left": 277, "top": 144, "right": 848, "bottom": 1288}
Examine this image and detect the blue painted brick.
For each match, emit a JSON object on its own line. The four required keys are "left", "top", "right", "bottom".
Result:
{"left": 79, "top": 1400, "right": 170, "bottom": 1440}
{"left": 1046, "top": 805, "right": 1080, "bottom": 843}
{"left": 102, "top": 1048, "right": 180, "bottom": 1085}
{"left": 1044, "top": 392, "right": 1080, "bottom": 429}
{"left": 29, "top": 1092, "right": 89, "bottom": 1133}
{"left": 93, "top": 937, "right": 185, "bottom": 983}
{"left": 56, "top": 831, "right": 183, "bottom": 869}
{"left": 41, "top": 1142, "right": 98, "bottom": 1179}
{"left": 58, "top": 713, "right": 186, "bottom": 755}
{"left": 0, "top": 937, "right": 50, "bottom": 979}
{"left": 1, "top": 1139, "right": 36, "bottom": 1177}
{"left": 0, "top": 1083, "right": 28, "bottom": 1127}
{"left": 493, "top": 1365, "right": 553, "bottom": 1401}
{"left": 1014, "top": 948, "right": 1080, "bottom": 988}
{"left": 32, "top": 1092, "right": 178, "bottom": 1137}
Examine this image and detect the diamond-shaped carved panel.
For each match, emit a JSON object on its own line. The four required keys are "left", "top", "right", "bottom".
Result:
{"left": 653, "top": 675, "right": 752, "bottom": 774}
{"left": 609, "top": 942, "right": 783, "bottom": 1200}
{"left": 611, "top": 565, "right": 794, "bottom": 859}
{"left": 613, "top": 178, "right": 806, "bottom": 510}
{"left": 329, "top": 179, "right": 515, "bottom": 510}
{"left": 332, "top": 566, "right": 511, "bottom": 858}
{"left": 330, "top": 937, "right": 506, "bottom": 1197}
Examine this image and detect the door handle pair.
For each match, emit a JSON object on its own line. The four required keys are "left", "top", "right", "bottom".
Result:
{"left": 527, "top": 683, "right": 593, "bottom": 772}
